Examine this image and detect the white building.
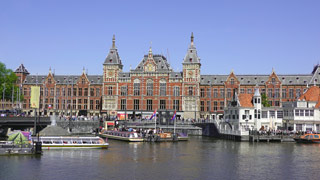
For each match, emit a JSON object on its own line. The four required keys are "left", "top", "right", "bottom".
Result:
{"left": 222, "top": 88, "right": 283, "bottom": 132}
{"left": 283, "top": 86, "right": 320, "bottom": 132}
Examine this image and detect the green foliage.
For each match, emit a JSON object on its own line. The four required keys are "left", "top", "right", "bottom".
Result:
{"left": 261, "top": 93, "right": 271, "bottom": 107}
{"left": 0, "top": 62, "right": 21, "bottom": 101}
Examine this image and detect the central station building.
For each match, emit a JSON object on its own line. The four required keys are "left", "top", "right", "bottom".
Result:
{"left": 15, "top": 33, "right": 320, "bottom": 121}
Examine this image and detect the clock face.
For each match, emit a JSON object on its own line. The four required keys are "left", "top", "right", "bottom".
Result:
{"left": 107, "top": 71, "right": 114, "bottom": 77}
{"left": 146, "top": 63, "right": 155, "bottom": 72}
{"left": 187, "top": 70, "right": 194, "bottom": 77}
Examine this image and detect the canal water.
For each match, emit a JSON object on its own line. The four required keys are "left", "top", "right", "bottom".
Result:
{"left": 1, "top": 136, "right": 319, "bottom": 180}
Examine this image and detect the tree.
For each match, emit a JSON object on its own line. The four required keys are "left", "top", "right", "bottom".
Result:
{"left": 261, "top": 93, "right": 271, "bottom": 107}
{"left": 0, "top": 62, "right": 21, "bottom": 102}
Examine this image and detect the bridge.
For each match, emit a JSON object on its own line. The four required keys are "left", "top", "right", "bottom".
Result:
{"left": 0, "top": 117, "right": 51, "bottom": 137}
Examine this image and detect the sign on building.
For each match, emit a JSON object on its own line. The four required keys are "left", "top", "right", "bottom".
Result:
{"left": 30, "top": 86, "right": 40, "bottom": 109}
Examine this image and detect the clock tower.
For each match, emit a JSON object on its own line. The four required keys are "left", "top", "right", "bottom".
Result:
{"left": 102, "top": 35, "right": 123, "bottom": 115}
{"left": 182, "top": 32, "right": 201, "bottom": 119}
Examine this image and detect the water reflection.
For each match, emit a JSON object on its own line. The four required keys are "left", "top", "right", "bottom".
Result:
{"left": 1, "top": 137, "right": 320, "bottom": 180}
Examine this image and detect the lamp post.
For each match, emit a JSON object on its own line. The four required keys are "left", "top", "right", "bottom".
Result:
{"left": 2, "top": 83, "right": 6, "bottom": 110}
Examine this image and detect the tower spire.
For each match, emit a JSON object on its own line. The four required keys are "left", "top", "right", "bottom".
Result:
{"left": 148, "top": 41, "right": 153, "bottom": 58}
{"left": 191, "top": 32, "right": 194, "bottom": 46}
{"left": 112, "top": 34, "right": 116, "bottom": 49}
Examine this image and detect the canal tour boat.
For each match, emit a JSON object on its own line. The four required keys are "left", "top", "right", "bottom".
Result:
{"left": 294, "top": 134, "right": 320, "bottom": 143}
{"left": 32, "top": 136, "right": 109, "bottom": 149}
{"left": 145, "top": 132, "right": 189, "bottom": 142}
{"left": 100, "top": 131, "right": 144, "bottom": 142}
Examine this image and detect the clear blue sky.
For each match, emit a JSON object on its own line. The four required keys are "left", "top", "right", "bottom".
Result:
{"left": 1, "top": 0, "right": 320, "bottom": 76}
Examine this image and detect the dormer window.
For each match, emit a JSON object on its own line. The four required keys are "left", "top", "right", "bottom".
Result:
{"left": 261, "top": 81, "right": 264, "bottom": 83}
{"left": 48, "top": 79, "right": 52, "bottom": 84}
{"left": 304, "top": 81, "right": 307, "bottom": 84}
{"left": 296, "top": 77, "right": 299, "bottom": 80}
{"left": 189, "top": 58, "right": 192, "bottom": 62}
{"left": 231, "top": 78, "right": 234, "bottom": 85}
{"left": 248, "top": 81, "right": 250, "bottom": 83}
{"left": 109, "top": 59, "right": 112, "bottom": 62}
{"left": 272, "top": 77, "right": 276, "bottom": 84}
{"left": 190, "top": 50, "right": 193, "bottom": 53}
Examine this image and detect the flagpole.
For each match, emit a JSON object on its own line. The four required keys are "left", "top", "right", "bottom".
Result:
{"left": 174, "top": 115, "right": 176, "bottom": 134}
{"left": 154, "top": 109, "right": 157, "bottom": 130}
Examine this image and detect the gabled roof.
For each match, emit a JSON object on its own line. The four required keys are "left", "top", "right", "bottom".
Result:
{"left": 132, "top": 54, "right": 173, "bottom": 72}
{"left": 299, "top": 86, "right": 319, "bottom": 102}
{"left": 238, "top": 94, "right": 254, "bottom": 108}
{"left": 15, "top": 64, "right": 29, "bottom": 74}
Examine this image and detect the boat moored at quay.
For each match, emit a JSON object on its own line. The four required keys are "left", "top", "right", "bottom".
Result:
{"left": 294, "top": 134, "right": 320, "bottom": 143}
{"left": 32, "top": 136, "right": 109, "bottom": 149}
{"left": 100, "top": 131, "right": 144, "bottom": 142}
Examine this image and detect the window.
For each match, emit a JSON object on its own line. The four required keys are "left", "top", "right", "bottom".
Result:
{"left": 310, "top": 110, "right": 314, "bottom": 116}
{"left": 214, "top": 89, "right": 218, "bottom": 98}
{"left": 84, "top": 88, "right": 88, "bottom": 96}
{"left": 50, "top": 88, "right": 54, "bottom": 96}
{"left": 231, "top": 78, "right": 234, "bottom": 85}
{"left": 90, "top": 88, "right": 94, "bottom": 96}
{"left": 275, "top": 101, "right": 280, "bottom": 106}
{"left": 227, "top": 88, "right": 231, "bottom": 98}
{"left": 207, "top": 88, "right": 211, "bottom": 98}
{"left": 108, "top": 86, "right": 112, "bottom": 96}
{"left": 219, "top": 101, "right": 224, "bottom": 110}
{"left": 82, "top": 79, "right": 85, "bottom": 84}
{"left": 73, "top": 100, "right": 76, "bottom": 110}
{"left": 200, "top": 89, "right": 205, "bottom": 97}
{"left": 134, "top": 82, "right": 140, "bottom": 96}
{"left": 90, "top": 100, "right": 94, "bottom": 110}
{"left": 262, "top": 111, "right": 268, "bottom": 118}
{"left": 48, "top": 78, "right": 52, "bottom": 84}
{"left": 73, "top": 88, "right": 77, "bottom": 96}
{"left": 289, "top": 89, "right": 294, "bottom": 98}
{"left": 277, "top": 111, "right": 283, "bottom": 118}
{"left": 68, "top": 88, "right": 71, "bottom": 96}
{"left": 275, "top": 89, "right": 279, "bottom": 98}
{"left": 147, "top": 81, "right": 153, "bottom": 96}
{"left": 207, "top": 101, "right": 210, "bottom": 112}
{"left": 188, "top": 87, "right": 193, "bottom": 96}
{"left": 173, "top": 100, "right": 179, "bottom": 111}
{"left": 95, "top": 100, "right": 100, "bottom": 110}
{"left": 213, "top": 101, "right": 218, "bottom": 111}
{"left": 220, "top": 89, "right": 225, "bottom": 98}
{"left": 268, "top": 89, "right": 273, "bottom": 98}
{"left": 78, "top": 88, "right": 82, "bottom": 96}
{"left": 56, "top": 99, "right": 59, "bottom": 109}
{"left": 268, "top": 101, "right": 273, "bottom": 106}
{"left": 45, "top": 88, "right": 48, "bottom": 96}
{"left": 305, "top": 110, "right": 310, "bottom": 116}
{"left": 96, "top": 88, "right": 100, "bottom": 97}
{"left": 258, "top": 110, "right": 261, "bottom": 119}
{"left": 282, "top": 88, "right": 287, "bottom": 98}
{"left": 56, "top": 88, "right": 60, "bottom": 97}
{"left": 160, "top": 81, "right": 166, "bottom": 96}
{"left": 134, "top": 99, "right": 139, "bottom": 110}
{"left": 296, "top": 89, "right": 301, "bottom": 98}
{"left": 247, "top": 89, "right": 252, "bottom": 94}
{"left": 173, "top": 86, "right": 180, "bottom": 96}
{"left": 160, "top": 100, "right": 166, "bottom": 110}
{"left": 23, "top": 88, "right": 27, "bottom": 96}
{"left": 272, "top": 77, "right": 276, "bottom": 84}
{"left": 295, "top": 110, "right": 299, "bottom": 116}
{"left": 270, "top": 110, "right": 275, "bottom": 118}
{"left": 200, "top": 101, "right": 204, "bottom": 111}
{"left": 147, "top": 100, "right": 152, "bottom": 110}
{"left": 84, "top": 99, "right": 88, "bottom": 109}
{"left": 240, "top": 89, "right": 245, "bottom": 94}
{"left": 121, "top": 86, "right": 128, "bottom": 96}
{"left": 121, "top": 99, "right": 126, "bottom": 110}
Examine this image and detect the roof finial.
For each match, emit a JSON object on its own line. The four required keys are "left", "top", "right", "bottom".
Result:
{"left": 272, "top": 67, "right": 275, "bottom": 73}
{"left": 49, "top": 67, "right": 52, "bottom": 74}
{"left": 83, "top": 67, "right": 85, "bottom": 74}
{"left": 148, "top": 41, "right": 153, "bottom": 58}
{"left": 112, "top": 34, "right": 116, "bottom": 49}
{"left": 191, "top": 32, "right": 194, "bottom": 45}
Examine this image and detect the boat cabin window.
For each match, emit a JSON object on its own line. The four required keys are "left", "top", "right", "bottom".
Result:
{"left": 314, "top": 135, "right": 319, "bottom": 138}
{"left": 309, "top": 135, "right": 313, "bottom": 139}
{"left": 305, "top": 135, "right": 309, "bottom": 139}
{"left": 53, "top": 141, "right": 62, "bottom": 144}
{"left": 43, "top": 141, "right": 52, "bottom": 144}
